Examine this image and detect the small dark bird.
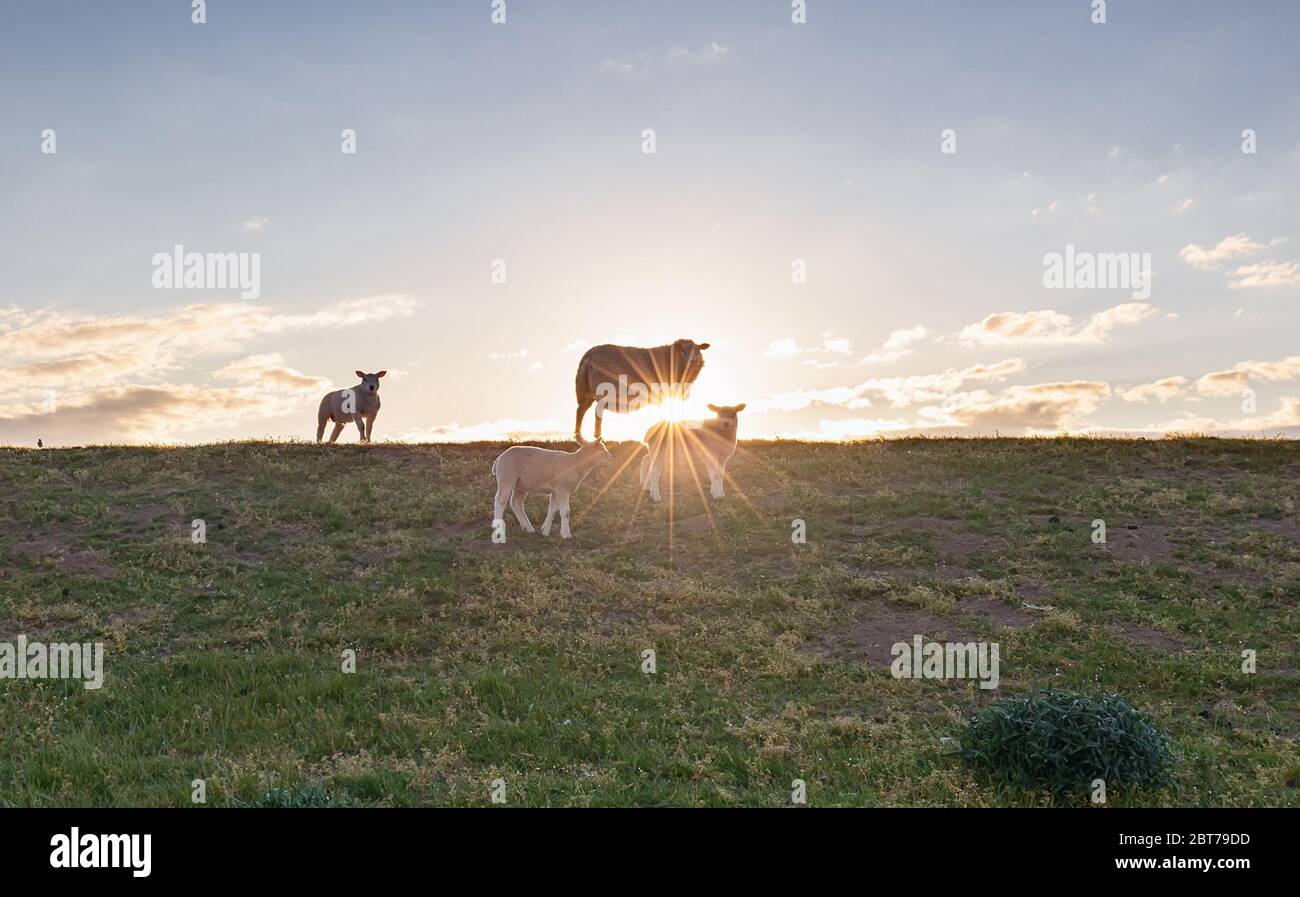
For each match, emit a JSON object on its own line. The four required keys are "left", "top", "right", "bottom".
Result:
{"left": 37, "top": 439, "right": 43, "bottom": 448}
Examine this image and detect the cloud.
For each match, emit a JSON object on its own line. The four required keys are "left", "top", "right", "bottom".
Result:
{"left": 0, "top": 295, "right": 411, "bottom": 445}
{"left": 920, "top": 381, "right": 1112, "bottom": 431}
{"left": 0, "top": 381, "right": 320, "bottom": 444}
{"left": 764, "top": 337, "right": 799, "bottom": 359}
{"left": 667, "top": 42, "right": 729, "bottom": 64}
{"left": 488, "top": 348, "right": 528, "bottom": 359}
{"left": 956, "top": 303, "right": 1156, "bottom": 347}
{"left": 775, "top": 417, "right": 928, "bottom": 441}
{"left": 1148, "top": 397, "right": 1300, "bottom": 435}
{"left": 862, "top": 325, "right": 929, "bottom": 364}
{"left": 754, "top": 358, "right": 1025, "bottom": 413}
{"left": 1118, "top": 376, "right": 1187, "bottom": 403}
{"left": 1228, "top": 260, "right": 1300, "bottom": 290}
{"left": 398, "top": 417, "right": 567, "bottom": 442}
{"left": 243, "top": 216, "right": 270, "bottom": 232}
{"left": 212, "top": 354, "right": 331, "bottom": 392}
{"left": 765, "top": 334, "right": 853, "bottom": 360}
{"left": 1179, "top": 233, "right": 1281, "bottom": 270}
{"left": 0, "top": 295, "right": 415, "bottom": 366}
{"left": 1195, "top": 356, "right": 1300, "bottom": 396}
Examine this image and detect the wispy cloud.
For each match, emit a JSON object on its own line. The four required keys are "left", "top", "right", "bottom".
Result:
{"left": 956, "top": 303, "right": 1156, "bottom": 347}
{"left": 1228, "top": 260, "right": 1300, "bottom": 290}
{"left": 1195, "top": 356, "right": 1300, "bottom": 396}
{"left": 1179, "top": 233, "right": 1282, "bottom": 270}
{"left": 862, "top": 325, "right": 929, "bottom": 364}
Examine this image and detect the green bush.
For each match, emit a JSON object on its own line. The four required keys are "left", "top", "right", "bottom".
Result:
{"left": 960, "top": 690, "right": 1177, "bottom": 800}
{"left": 244, "top": 785, "right": 355, "bottom": 808}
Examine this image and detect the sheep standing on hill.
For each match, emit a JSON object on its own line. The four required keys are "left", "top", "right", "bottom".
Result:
{"left": 640, "top": 403, "right": 746, "bottom": 502}
{"left": 317, "top": 371, "right": 385, "bottom": 443}
{"left": 574, "top": 339, "right": 710, "bottom": 440}
{"left": 491, "top": 439, "right": 613, "bottom": 539}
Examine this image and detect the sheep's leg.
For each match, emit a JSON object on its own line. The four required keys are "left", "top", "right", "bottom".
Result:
{"left": 542, "top": 494, "right": 557, "bottom": 537}
{"left": 510, "top": 489, "right": 535, "bottom": 533}
{"left": 355, "top": 414, "right": 368, "bottom": 442}
{"left": 574, "top": 395, "right": 594, "bottom": 441}
{"left": 328, "top": 422, "right": 345, "bottom": 444}
{"left": 316, "top": 413, "right": 327, "bottom": 443}
{"left": 558, "top": 491, "right": 573, "bottom": 539}
{"left": 364, "top": 413, "right": 376, "bottom": 442}
{"left": 638, "top": 454, "right": 650, "bottom": 488}
{"left": 649, "top": 460, "right": 664, "bottom": 502}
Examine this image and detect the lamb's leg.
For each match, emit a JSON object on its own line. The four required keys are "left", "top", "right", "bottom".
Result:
{"left": 541, "top": 494, "right": 557, "bottom": 536}
{"left": 649, "top": 461, "right": 664, "bottom": 502}
{"left": 328, "top": 422, "right": 345, "bottom": 444}
{"left": 510, "top": 489, "right": 535, "bottom": 533}
{"left": 493, "top": 482, "right": 510, "bottom": 529}
{"left": 638, "top": 454, "right": 650, "bottom": 488}
{"left": 316, "top": 413, "right": 327, "bottom": 443}
{"left": 364, "top": 413, "right": 376, "bottom": 442}
{"left": 355, "top": 414, "right": 368, "bottom": 442}
{"left": 558, "top": 491, "right": 573, "bottom": 539}
{"left": 708, "top": 460, "right": 724, "bottom": 498}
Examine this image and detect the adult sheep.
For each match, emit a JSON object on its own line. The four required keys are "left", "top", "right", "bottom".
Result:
{"left": 573, "top": 339, "right": 710, "bottom": 440}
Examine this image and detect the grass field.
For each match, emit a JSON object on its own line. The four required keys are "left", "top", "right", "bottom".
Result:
{"left": 1, "top": 438, "right": 1297, "bottom": 807}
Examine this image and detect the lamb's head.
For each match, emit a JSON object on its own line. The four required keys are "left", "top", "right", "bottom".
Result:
{"left": 577, "top": 437, "right": 614, "bottom": 467}
{"left": 354, "top": 370, "right": 387, "bottom": 393}
{"left": 706, "top": 403, "right": 747, "bottom": 436}
{"left": 673, "top": 339, "right": 711, "bottom": 385}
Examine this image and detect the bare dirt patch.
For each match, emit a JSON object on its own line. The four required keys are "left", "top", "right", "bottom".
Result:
{"left": 809, "top": 600, "right": 982, "bottom": 667}
{"left": 896, "top": 516, "right": 1009, "bottom": 564}
{"left": 1100, "top": 524, "right": 1180, "bottom": 564}
{"left": 1250, "top": 518, "right": 1300, "bottom": 545}
{"left": 5, "top": 538, "right": 118, "bottom": 579}
{"left": 1110, "top": 620, "right": 1189, "bottom": 654}
{"left": 959, "top": 596, "right": 1037, "bottom": 629}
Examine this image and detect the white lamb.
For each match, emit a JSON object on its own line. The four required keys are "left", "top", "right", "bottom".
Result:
{"left": 491, "top": 439, "right": 613, "bottom": 539}
{"left": 639, "top": 403, "right": 746, "bottom": 502}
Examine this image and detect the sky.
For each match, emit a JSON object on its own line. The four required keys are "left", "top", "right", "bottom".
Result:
{"left": 1, "top": 0, "right": 1298, "bottom": 445}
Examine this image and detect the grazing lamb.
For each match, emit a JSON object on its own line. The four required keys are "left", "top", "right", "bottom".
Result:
{"left": 491, "top": 439, "right": 613, "bottom": 539}
{"left": 316, "top": 371, "right": 385, "bottom": 443}
{"left": 574, "top": 339, "right": 710, "bottom": 440}
{"left": 639, "top": 404, "right": 746, "bottom": 502}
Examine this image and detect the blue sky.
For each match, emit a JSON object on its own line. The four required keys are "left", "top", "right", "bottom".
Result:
{"left": 2, "top": 0, "right": 1298, "bottom": 444}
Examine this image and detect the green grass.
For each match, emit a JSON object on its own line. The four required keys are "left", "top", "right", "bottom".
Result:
{"left": 0, "top": 437, "right": 1297, "bottom": 806}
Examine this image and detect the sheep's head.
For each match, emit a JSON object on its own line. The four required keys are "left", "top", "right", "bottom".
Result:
{"left": 355, "top": 370, "right": 387, "bottom": 393}
{"left": 707, "top": 403, "right": 746, "bottom": 435}
{"left": 673, "top": 339, "right": 710, "bottom": 384}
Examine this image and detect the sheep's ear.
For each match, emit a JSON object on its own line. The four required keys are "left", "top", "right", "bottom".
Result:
{"left": 376, "top": 370, "right": 387, "bottom": 378}
{"left": 734, "top": 403, "right": 746, "bottom": 412}
{"left": 355, "top": 370, "right": 365, "bottom": 378}
{"left": 697, "top": 343, "right": 710, "bottom": 350}
{"left": 707, "top": 404, "right": 720, "bottom": 413}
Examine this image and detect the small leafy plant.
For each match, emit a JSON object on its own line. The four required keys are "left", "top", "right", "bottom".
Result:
{"left": 244, "top": 785, "right": 354, "bottom": 808}
{"left": 959, "top": 689, "right": 1177, "bottom": 801}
